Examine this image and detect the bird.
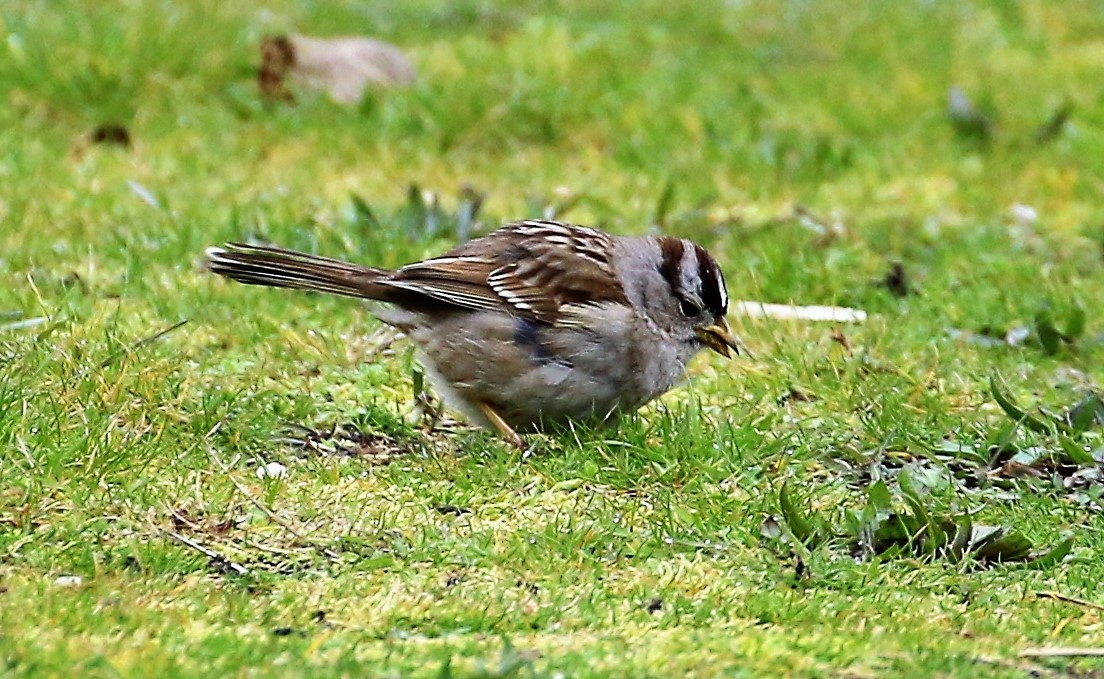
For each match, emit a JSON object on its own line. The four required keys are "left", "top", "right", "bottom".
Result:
{"left": 205, "top": 219, "right": 738, "bottom": 448}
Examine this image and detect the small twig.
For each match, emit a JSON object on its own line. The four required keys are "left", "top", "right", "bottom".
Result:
{"left": 204, "top": 420, "right": 223, "bottom": 440}
{"left": 1036, "top": 590, "right": 1104, "bottom": 613}
{"left": 226, "top": 473, "right": 310, "bottom": 541}
{"left": 1020, "top": 647, "right": 1104, "bottom": 658}
{"left": 793, "top": 203, "right": 848, "bottom": 244}
{"left": 245, "top": 538, "right": 300, "bottom": 556}
{"left": 971, "top": 654, "right": 1058, "bottom": 678}
{"left": 165, "top": 529, "right": 248, "bottom": 576}
{"left": 127, "top": 179, "right": 162, "bottom": 209}
{"left": 100, "top": 319, "right": 189, "bottom": 368}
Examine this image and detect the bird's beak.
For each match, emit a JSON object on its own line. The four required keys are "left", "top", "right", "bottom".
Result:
{"left": 696, "top": 317, "right": 740, "bottom": 358}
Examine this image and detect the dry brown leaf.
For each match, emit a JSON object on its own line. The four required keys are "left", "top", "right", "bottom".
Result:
{"left": 259, "top": 34, "right": 416, "bottom": 105}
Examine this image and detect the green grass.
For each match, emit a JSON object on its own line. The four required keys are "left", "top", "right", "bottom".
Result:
{"left": 3, "top": 0, "right": 1104, "bottom": 676}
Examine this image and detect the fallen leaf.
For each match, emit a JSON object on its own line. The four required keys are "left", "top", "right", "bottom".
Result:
{"left": 882, "top": 261, "right": 912, "bottom": 297}
{"left": 260, "top": 34, "right": 416, "bottom": 105}
{"left": 948, "top": 86, "right": 994, "bottom": 145}
{"left": 1034, "top": 103, "right": 1073, "bottom": 145}
{"left": 90, "top": 123, "right": 132, "bottom": 147}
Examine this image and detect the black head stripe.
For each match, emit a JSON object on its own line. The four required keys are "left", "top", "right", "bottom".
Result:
{"left": 693, "top": 244, "right": 727, "bottom": 316}
{"left": 657, "top": 237, "right": 686, "bottom": 294}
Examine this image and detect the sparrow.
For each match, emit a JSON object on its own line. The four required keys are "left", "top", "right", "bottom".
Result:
{"left": 206, "top": 220, "right": 737, "bottom": 447}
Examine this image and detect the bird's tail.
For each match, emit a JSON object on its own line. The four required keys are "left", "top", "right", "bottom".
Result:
{"left": 205, "top": 243, "right": 391, "bottom": 300}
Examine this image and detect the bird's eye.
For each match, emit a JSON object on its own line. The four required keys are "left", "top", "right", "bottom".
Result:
{"left": 678, "top": 297, "right": 702, "bottom": 317}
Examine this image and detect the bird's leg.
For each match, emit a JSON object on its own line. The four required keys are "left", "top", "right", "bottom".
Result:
{"left": 476, "top": 401, "right": 525, "bottom": 450}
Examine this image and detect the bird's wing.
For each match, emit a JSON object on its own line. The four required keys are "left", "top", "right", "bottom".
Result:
{"left": 382, "top": 220, "right": 628, "bottom": 325}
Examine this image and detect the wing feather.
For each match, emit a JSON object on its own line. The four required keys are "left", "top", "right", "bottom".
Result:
{"left": 376, "top": 220, "right": 626, "bottom": 325}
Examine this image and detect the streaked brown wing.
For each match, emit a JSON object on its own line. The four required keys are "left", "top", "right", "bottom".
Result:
{"left": 384, "top": 255, "right": 503, "bottom": 310}
{"left": 379, "top": 220, "right": 628, "bottom": 324}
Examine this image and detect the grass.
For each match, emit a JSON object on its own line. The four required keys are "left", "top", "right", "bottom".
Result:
{"left": 3, "top": 0, "right": 1104, "bottom": 676}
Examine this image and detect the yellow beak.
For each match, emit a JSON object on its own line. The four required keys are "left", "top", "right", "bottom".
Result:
{"left": 696, "top": 317, "right": 740, "bottom": 358}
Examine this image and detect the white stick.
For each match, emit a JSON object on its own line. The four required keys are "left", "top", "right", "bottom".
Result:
{"left": 734, "top": 301, "right": 868, "bottom": 323}
{"left": 1020, "top": 647, "right": 1104, "bottom": 658}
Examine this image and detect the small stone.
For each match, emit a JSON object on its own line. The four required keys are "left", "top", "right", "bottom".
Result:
{"left": 256, "top": 462, "right": 288, "bottom": 480}
{"left": 1005, "top": 325, "right": 1031, "bottom": 347}
{"left": 1010, "top": 203, "right": 1038, "bottom": 227}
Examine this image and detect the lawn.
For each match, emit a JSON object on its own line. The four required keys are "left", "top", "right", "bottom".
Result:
{"left": 3, "top": 0, "right": 1104, "bottom": 676}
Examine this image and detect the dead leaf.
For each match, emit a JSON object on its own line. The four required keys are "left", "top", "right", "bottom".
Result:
{"left": 260, "top": 34, "right": 416, "bottom": 105}
{"left": 777, "top": 386, "right": 817, "bottom": 405}
{"left": 829, "top": 328, "right": 852, "bottom": 353}
{"left": 90, "top": 123, "right": 132, "bottom": 147}
{"left": 948, "top": 86, "right": 994, "bottom": 145}
{"left": 258, "top": 35, "right": 296, "bottom": 102}
{"left": 1034, "top": 103, "right": 1073, "bottom": 145}
{"left": 882, "top": 261, "right": 912, "bottom": 298}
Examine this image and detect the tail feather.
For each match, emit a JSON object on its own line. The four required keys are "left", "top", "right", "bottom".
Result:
{"left": 205, "top": 243, "right": 390, "bottom": 300}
